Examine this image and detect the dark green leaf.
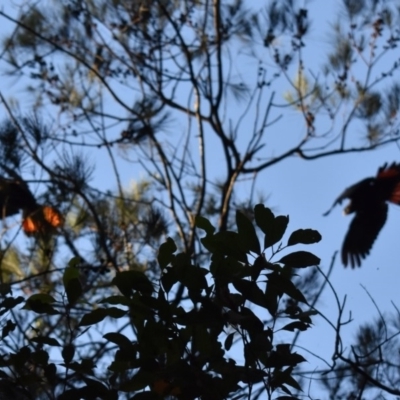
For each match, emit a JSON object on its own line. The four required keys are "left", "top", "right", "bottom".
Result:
{"left": 107, "top": 307, "right": 127, "bottom": 319}
{"left": 0, "top": 284, "right": 11, "bottom": 296}
{"left": 65, "top": 278, "right": 82, "bottom": 306}
{"left": 254, "top": 205, "right": 289, "bottom": 248}
{"left": 265, "top": 215, "right": 289, "bottom": 248}
{"left": 129, "top": 294, "right": 155, "bottom": 321}
{"left": 79, "top": 307, "right": 126, "bottom": 326}
{"left": 212, "top": 231, "right": 248, "bottom": 262}
{"left": 62, "top": 344, "right": 75, "bottom": 364}
{"left": 99, "top": 295, "right": 130, "bottom": 306}
{"left": 120, "top": 368, "right": 153, "bottom": 392}
{"left": 224, "top": 332, "right": 234, "bottom": 351}
{"left": 109, "top": 360, "right": 133, "bottom": 373}
{"left": 238, "top": 307, "right": 264, "bottom": 339}
{"left": 236, "top": 367, "right": 266, "bottom": 384}
{"left": 103, "top": 332, "right": 131, "bottom": 348}
{"left": 250, "top": 331, "right": 273, "bottom": 353}
{"left": 157, "top": 237, "right": 177, "bottom": 269}
{"left": 25, "top": 293, "right": 55, "bottom": 303}
{"left": 267, "top": 273, "right": 307, "bottom": 304}
{"left": 233, "top": 279, "right": 266, "bottom": 308}
{"left": 31, "top": 336, "right": 60, "bottom": 346}
{"left": 254, "top": 204, "right": 274, "bottom": 234}
{"left": 58, "top": 378, "right": 117, "bottom": 400}
{"left": 31, "top": 349, "right": 49, "bottom": 365}
{"left": 0, "top": 371, "right": 9, "bottom": 379}
{"left": 68, "top": 256, "right": 81, "bottom": 268}
{"left": 172, "top": 253, "right": 208, "bottom": 294}
{"left": 191, "top": 323, "right": 224, "bottom": 359}
{"left": 65, "top": 358, "right": 95, "bottom": 375}
{"left": 251, "top": 256, "right": 275, "bottom": 281}
{"left": 130, "top": 392, "right": 160, "bottom": 400}
{"left": 44, "top": 363, "right": 57, "bottom": 383}
{"left": 283, "top": 374, "right": 303, "bottom": 392}
{"left": 285, "top": 309, "right": 317, "bottom": 323}
{"left": 263, "top": 346, "right": 306, "bottom": 368}
{"left": 113, "top": 271, "right": 154, "bottom": 297}
{"left": 273, "top": 367, "right": 303, "bottom": 392}
{"left": 279, "top": 251, "right": 320, "bottom": 268}
{"left": 287, "top": 229, "right": 322, "bottom": 246}
{"left": 63, "top": 265, "right": 79, "bottom": 287}
{"left": 2, "top": 319, "right": 16, "bottom": 339}
{"left": 23, "top": 294, "right": 59, "bottom": 315}
{"left": 79, "top": 309, "right": 108, "bottom": 326}
{"left": 281, "top": 321, "right": 310, "bottom": 332}
{"left": 264, "top": 279, "right": 280, "bottom": 317}
{"left": 160, "top": 266, "right": 177, "bottom": 293}
{"left": 0, "top": 296, "right": 24, "bottom": 311}
{"left": 82, "top": 378, "right": 111, "bottom": 396}
{"left": 58, "top": 388, "right": 81, "bottom": 400}
{"left": 210, "top": 257, "right": 248, "bottom": 282}
{"left": 195, "top": 215, "right": 215, "bottom": 235}
{"left": 236, "top": 211, "right": 260, "bottom": 254}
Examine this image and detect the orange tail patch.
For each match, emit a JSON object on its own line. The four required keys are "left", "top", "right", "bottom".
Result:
{"left": 389, "top": 182, "right": 400, "bottom": 205}
{"left": 377, "top": 163, "right": 400, "bottom": 179}
{"left": 42, "top": 206, "right": 64, "bottom": 228}
{"left": 22, "top": 206, "right": 64, "bottom": 236}
{"left": 22, "top": 216, "right": 39, "bottom": 235}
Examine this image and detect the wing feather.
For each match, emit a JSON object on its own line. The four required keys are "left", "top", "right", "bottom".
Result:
{"left": 342, "top": 203, "right": 387, "bottom": 268}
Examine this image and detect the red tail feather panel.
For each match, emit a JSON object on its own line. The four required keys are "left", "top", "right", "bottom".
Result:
{"left": 22, "top": 206, "right": 64, "bottom": 236}
{"left": 327, "top": 162, "right": 400, "bottom": 267}
{"left": 389, "top": 182, "right": 400, "bottom": 204}
{"left": 42, "top": 206, "right": 64, "bottom": 228}
{"left": 377, "top": 163, "right": 400, "bottom": 179}
{"left": 22, "top": 217, "right": 38, "bottom": 235}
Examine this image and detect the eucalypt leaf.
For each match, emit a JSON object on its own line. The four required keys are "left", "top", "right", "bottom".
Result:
{"left": 287, "top": 229, "right": 322, "bottom": 246}
{"left": 278, "top": 251, "right": 320, "bottom": 268}
{"left": 236, "top": 210, "right": 261, "bottom": 255}
{"left": 63, "top": 259, "right": 82, "bottom": 306}
{"left": 254, "top": 204, "right": 288, "bottom": 249}
{"left": 23, "top": 294, "right": 59, "bottom": 315}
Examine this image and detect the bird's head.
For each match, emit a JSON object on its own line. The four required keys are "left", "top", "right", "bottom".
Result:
{"left": 343, "top": 202, "right": 354, "bottom": 215}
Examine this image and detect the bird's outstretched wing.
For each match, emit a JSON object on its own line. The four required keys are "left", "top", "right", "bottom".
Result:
{"left": 322, "top": 187, "right": 352, "bottom": 216}
{"left": 342, "top": 203, "right": 388, "bottom": 268}
{"left": 322, "top": 179, "right": 372, "bottom": 216}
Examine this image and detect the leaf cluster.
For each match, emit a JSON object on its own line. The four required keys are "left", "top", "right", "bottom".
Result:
{"left": 0, "top": 204, "right": 321, "bottom": 399}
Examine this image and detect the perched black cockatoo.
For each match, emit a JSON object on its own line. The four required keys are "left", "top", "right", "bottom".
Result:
{"left": 323, "top": 162, "right": 400, "bottom": 267}
{"left": 0, "top": 177, "right": 63, "bottom": 236}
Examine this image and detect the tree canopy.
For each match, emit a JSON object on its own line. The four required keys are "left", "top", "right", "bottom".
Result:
{"left": 0, "top": 0, "right": 399, "bottom": 399}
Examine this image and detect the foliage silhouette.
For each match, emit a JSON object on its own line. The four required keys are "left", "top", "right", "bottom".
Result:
{"left": 0, "top": 204, "right": 320, "bottom": 399}
{"left": 0, "top": 0, "right": 399, "bottom": 398}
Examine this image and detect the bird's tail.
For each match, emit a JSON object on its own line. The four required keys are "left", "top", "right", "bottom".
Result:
{"left": 22, "top": 205, "right": 64, "bottom": 236}
{"left": 388, "top": 182, "right": 400, "bottom": 204}
{"left": 377, "top": 162, "right": 400, "bottom": 205}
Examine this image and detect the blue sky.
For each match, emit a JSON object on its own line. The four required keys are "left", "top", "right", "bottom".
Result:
{"left": 1, "top": 0, "right": 399, "bottom": 397}
{"left": 257, "top": 2, "right": 400, "bottom": 391}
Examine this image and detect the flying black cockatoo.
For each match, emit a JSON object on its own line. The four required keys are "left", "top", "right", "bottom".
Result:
{"left": 323, "top": 162, "right": 400, "bottom": 268}
{"left": 0, "top": 177, "right": 63, "bottom": 236}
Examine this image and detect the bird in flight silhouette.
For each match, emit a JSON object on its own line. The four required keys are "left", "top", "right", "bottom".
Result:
{"left": 323, "top": 162, "right": 400, "bottom": 268}
{"left": 0, "top": 177, "right": 63, "bottom": 236}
